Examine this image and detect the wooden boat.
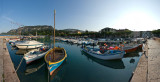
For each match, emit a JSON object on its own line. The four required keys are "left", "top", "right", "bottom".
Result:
{"left": 124, "top": 44, "right": 142, "bottom": 53}
{"left": 81, "top": 47, "right": 125, "bottom": 60}
{"left": 45, "top": 47, "right": 67, "bottom": 75}
{"left": 24, "top": 46, "right": 51, "bottom": 64}
{"left": 45, "top": 9, "right": 67, "bottom": 75}
{"left": 138, "top": 44, "right": 143, "bottom": 48}
{"left": 124, "top": 45, "right": 139, "bottom": 53}
{"left": 99, "top": 43, "right": 143, "bottom": 54}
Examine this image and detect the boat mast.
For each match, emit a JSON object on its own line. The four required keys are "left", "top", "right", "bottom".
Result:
{"left": 54, "top": 9, "right": 56, "bottom": 48}
{"left": 36, "top": 30, "right": 37, "bottom": 41}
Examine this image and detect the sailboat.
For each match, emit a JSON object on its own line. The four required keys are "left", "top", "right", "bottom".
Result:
{"left": 44, "top": 10, "right": 67, "bottom": 75}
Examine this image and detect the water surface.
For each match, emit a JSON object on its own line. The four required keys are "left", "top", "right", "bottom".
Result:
{"left": 7, "top": 38, "right": 142, "bottom": 82}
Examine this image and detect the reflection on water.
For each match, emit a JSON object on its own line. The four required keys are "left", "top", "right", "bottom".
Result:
{"left": 25, "top": 59, "right": 45, "bottom": 75}
{"left": 81, "top": 51, "right": 125, "bottom": 69}
{"left": 130, "top": 58, "right": 135, "bottom": 64}
{"left": 124, "top": 52, "right": 140, "bottom": 58}
{"left": 124, "top": 52, "right": 142, "bottom": 64}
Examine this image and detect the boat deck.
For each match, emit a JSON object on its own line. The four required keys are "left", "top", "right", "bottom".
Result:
{"left": 46, "top": 49, "right": 65, "bottom": 62}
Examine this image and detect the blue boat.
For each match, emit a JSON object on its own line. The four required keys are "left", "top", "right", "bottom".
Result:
{"left": 81, "top": 47, "right": 125, "bottom": 60}
{"left": 45, "top": 47, "right": 67, "bottom": 75}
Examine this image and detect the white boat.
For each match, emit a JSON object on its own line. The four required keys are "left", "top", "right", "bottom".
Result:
{"left": 77, "top": 40, "right": 82, "bottom": 44}
{"left": 77, "top": 40, "right": 89, "bottom": 45}
{"left": 9, "top": 38, "right": 20, "bottom": 44}
{"left": 11, "top": 41, "right": 24, "bottom": 47}
{"left": 11, "top": 42, "right": 16, "bottom": 47}
{"left": 69, "top": 39, "right": 78, "bottom": 44}
{"left": 87, "top": 39, "right": 98, "bottom": 45}
{"left": 9, "top": 40, "right": 16, "bottom": 44}
{"left": 81, "top": 47, "right": 125, "bottom": 60}
{"left": 15, "top": 40, "right": 44, "bottom": 49}
{"left": 24, "top": 46, "right": 51, "bottom": 64}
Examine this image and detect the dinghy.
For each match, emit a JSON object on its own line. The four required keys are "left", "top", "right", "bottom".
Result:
{"left": 81, "top": 47, "right": 125, "bottom": 60}
{"left": 45, "top": 47, "right": 67, "bottom": 75}
{"left": 24, "top": 46, "right": 51, "bottom": 64}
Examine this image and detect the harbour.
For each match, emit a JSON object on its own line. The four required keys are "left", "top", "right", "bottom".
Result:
{"left": 1, "top": 36, "right": 144, "bottom": 82}
{"left": 1, "top": 1, "right": 160, "bottom": 82}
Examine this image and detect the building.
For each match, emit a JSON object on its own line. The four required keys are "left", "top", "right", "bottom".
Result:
{"left": 70, "top": 30, "right": 81, "bottom": 34}
{"left": 131, "top": 31, "right": 141, "bottom": 38}
{"left": 141, "top": 31, "right": 153, "bottom": 38}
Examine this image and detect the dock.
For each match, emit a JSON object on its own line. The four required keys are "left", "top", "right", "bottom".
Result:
{"left": 131, "top": 38, "right": 160, "bottom": 82}
{"left": 0, "top": 37, "right": 20, "bottom": 82}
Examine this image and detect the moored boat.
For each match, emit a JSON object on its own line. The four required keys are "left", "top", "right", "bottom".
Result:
{"left": 15, "top": 40, "right": 44, "bottom": 49}
{"left": 45, "top": 47, "right": 67, "bottom": 75}
{"left": 45, "top": 9, "right": 67, "bottom": 75}
{"left": 24, "top": 46, "right": 51, "bottom": 64}
{"left": 124, "top": 44, "right": 143, "bottom": 53}
{"left": 81, "top": 47, "right": 125, "bottom": 60}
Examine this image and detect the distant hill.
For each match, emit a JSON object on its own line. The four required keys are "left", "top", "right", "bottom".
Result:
{"left": 1, "top": 26, "right": 84, "bottom": 36}
{"left": 7, "top": 25, "right": 53, "bottom": 35}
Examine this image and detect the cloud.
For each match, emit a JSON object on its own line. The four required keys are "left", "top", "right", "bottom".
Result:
{"left": 1, "top": 16, "right": 24, "bottom": 26}
{"left": 2, "top": 16, "right": 14, "bottom": 23}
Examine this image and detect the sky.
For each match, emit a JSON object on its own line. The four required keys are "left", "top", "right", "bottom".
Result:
{"left": 0, "top": 0, "right": 160, "bottom": 33}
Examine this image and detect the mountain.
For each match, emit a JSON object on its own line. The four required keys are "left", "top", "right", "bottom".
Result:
{"left": 6, "top": 25, "right": 53, "bottom": 35}
{"left": 2, "top": 26, "right": 85, "bottom": 35}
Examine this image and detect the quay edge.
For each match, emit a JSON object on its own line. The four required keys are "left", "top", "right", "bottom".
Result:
{"left": 0, "top": 37, "right": 20, "bottom": 82}
{"left": 131, "top": 37, "right": 160, "bottom": 82}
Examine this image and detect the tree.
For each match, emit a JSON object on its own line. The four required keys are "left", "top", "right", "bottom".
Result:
{"left": 152, "top": 29, "right": 160, "bottom": 37}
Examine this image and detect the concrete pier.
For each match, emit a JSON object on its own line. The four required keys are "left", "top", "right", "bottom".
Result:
{"left": 131, "top": 41, "right": 148, "bottom": 82}
{"left": 0, "top": 39, "right": 4, "bottom": 82}
{"left": 148, "top": 39, "right": 160, "bottom": 82}
{"left": 132, "top": 38, "right": 160, "bottom": 82}
{"left": 0, "top": 38, "right": 20, "bottom": 82}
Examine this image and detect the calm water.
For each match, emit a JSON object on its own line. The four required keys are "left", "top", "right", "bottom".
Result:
{"left": 7, "top": 38, "right": 142, "bottom": 82}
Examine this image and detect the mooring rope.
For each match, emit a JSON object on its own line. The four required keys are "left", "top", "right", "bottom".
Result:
{"left": 14, "top": 46, "right": 28, "bottom": 73}
{"left": 14, "top": 56, "right": 24, "bottom": 73}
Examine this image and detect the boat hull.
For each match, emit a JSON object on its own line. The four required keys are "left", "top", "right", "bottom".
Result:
{"left": 45, "top": 48, "right": 67, "bottom": 75}
{"left": 138, "top": 44, "right": 142, "bottom": 48}
{"left": 81, "top": 48, "right": 125, "bottom": 60}
{"left": 48, "top": 59, "right": 65, "bottom": 75}
{"left": 124, "top": 46, "right": 138, "bottom": 53}
{"left": 24, "top": 49, "right": 51, "bottom": 64}
{"left": 16, "top": 44, "right": 43, "bottom": 49}
{"left": 124, "top": 44, "right": 142, "bottom": 53}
